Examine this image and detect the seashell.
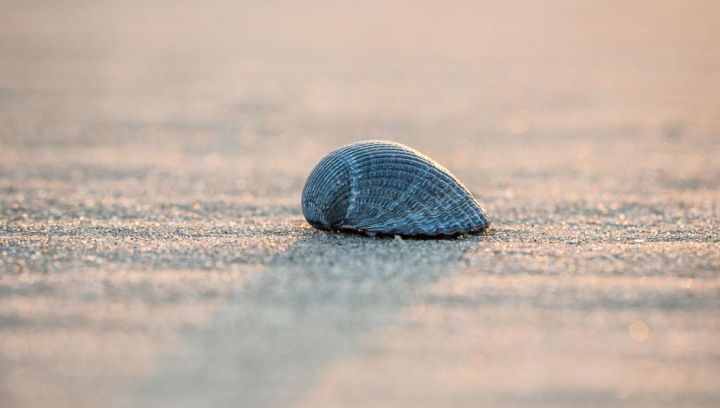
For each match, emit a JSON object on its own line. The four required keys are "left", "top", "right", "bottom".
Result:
{"left": 301, "top": 140, "right": 490, "bottom": 237}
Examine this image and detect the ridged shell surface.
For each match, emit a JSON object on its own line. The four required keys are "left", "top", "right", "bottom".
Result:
{"left": 302, "top": 140, "right": 490, "bottom": 236}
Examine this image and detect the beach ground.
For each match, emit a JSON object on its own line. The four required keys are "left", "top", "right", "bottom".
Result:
{"left": 1, "top": 1, "right": 719, "bottom": 407}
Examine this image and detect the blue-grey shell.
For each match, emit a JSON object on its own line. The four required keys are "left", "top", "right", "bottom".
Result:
{"left": 301, "top": 140, "right": 490, "bottom": 237}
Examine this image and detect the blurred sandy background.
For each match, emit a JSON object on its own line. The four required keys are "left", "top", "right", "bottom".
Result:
{"left": 1, "top": 1, "right": 719, "bottom": 407}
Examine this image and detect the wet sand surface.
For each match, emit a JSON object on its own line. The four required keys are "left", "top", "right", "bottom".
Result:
{"left": 1, "top": 1, "right": 719, "bottom": 407}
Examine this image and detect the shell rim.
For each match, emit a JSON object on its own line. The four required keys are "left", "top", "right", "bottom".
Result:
{"left": 317, "top": 225, "right": 492, "bottom": 240}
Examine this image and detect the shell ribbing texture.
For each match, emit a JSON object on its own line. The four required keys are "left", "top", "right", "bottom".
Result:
{"left": 302, "top": 141, "right": 490, "bottom": 236}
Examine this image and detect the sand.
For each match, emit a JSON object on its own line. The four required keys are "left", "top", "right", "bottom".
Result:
{"left": 1, "top": 1, "right": 719, "bottom": 407}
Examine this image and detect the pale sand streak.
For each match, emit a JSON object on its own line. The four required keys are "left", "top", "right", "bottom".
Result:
{"left": 133, "top": 234, "right": 484, "bottom": 407}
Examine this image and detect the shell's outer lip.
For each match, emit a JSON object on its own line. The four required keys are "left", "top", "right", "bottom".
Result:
{"left": 334, "top": 225, "right": 491, "bottom": 239}
{"left": 340, "top": 220, "right": 490, "bottom": 237}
